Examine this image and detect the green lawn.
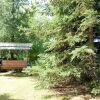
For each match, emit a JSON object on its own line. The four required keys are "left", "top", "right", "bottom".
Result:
{"left": 0, "top": 72, "right": 99, "bottom": 100}
{"left": 0, "top": 72, "right": 63, "bottom": 100}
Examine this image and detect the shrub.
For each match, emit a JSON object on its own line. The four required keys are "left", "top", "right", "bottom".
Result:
{"left": 23, "top": 66, "right": 40, "bottom": 76}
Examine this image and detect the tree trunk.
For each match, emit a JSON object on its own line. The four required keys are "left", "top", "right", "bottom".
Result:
{"left": 88, "top": 28, "right": 94, "bottom": 49}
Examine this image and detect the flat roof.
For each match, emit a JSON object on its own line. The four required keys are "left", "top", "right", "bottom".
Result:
{"left": 0, "top": 43, "right": 32, "bottom": 50}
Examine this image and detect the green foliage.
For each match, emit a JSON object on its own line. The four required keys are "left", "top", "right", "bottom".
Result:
{"left": 25, "top": 54, "right": 59, "bottom": 88}
{"left": 59, "top": 64, "right": 81, "bottom": 81}
{"left": 26, "top": 0, "right": 100, "bottom": 95}
{"left": 0, "top": 0, "right": 100, "bottom": 95}
{"left": 26, "top": 0, "right": 100, "bottom": 96}
{"left": 0, "top": 0, "right": 28, "bottom": 42}
{"left": 70, "top": 46, "right": 95, "bottom": 61}
{"left": 0, "top": 0, "right": 44, "bottom": 60}
{"left": 24, "top": 66, "right": 40, "bottom": 76}
{"left": 85, "top": 80, "right": 100, "bottom": 95}
{"left": 24, "top": 0, "right": 100, "bottom": 93}
{"left": 91, "top": 86, "right": 100, "bottom": 95}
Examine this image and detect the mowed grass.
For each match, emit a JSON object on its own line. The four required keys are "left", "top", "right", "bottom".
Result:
{"left": 0, "top": 72, "right": 63, "bottom": 100}
{"left": 0, "top": 72, "right": 100, "bottom": 100}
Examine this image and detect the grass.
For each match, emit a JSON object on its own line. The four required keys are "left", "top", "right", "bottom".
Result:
{"left": 0, "top": 72, "right": 62, "bottom": 100}
{"left": 4, "top": 72, "right": 28, "bottom": 77}
{"left": 0, "top": 72, "right": 99, "bottom": 100}
{"left": 0, "top": 94, "right": 21, "bottom": 100}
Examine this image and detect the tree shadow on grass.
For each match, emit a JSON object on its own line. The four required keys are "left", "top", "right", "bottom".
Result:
{"left": 5, "top": 72, "right": 28, "bottom": 77}
{"left": 42, "top": 94, "right": 70, "bottom": 100}
{"left": 42, "top": 94, "right": 60, "bottom": 100}
{"left": 0, "top": 72, "right": 28, "bottom": 77}
{"left": 0, "top": 71, "right": 39, "bottom": 78}
{"left": 0, "top": 93, "right": 22, "bottom": 100}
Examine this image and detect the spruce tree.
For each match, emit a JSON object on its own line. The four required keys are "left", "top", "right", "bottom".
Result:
{"left": 37, "top": 0, "right": 100, "bottom": 89}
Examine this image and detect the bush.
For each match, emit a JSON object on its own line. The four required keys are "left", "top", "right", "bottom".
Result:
{"left": 91, "top": 86, "right": 100, "bottom": 96}
{"left": 24, "top": 54, "right": 60, "bottom": 88}
{"left": 24, "top": 46, "right": 100, "bottom": 95}
{"left": 70, "top": 46, "right": 97, "bottom": 81}
{"left": 85, "top": 80, "right": 100, "bottom": 96}
{"left": 24, "top": 66, "right": 40, "bottom": 76}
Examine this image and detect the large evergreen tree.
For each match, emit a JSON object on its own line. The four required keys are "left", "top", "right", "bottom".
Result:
{"left": 48, "top": 0, "right": 99, "bottom": 78}
{"left": 33, "top": 0, "right": 100, "bottom": 93}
